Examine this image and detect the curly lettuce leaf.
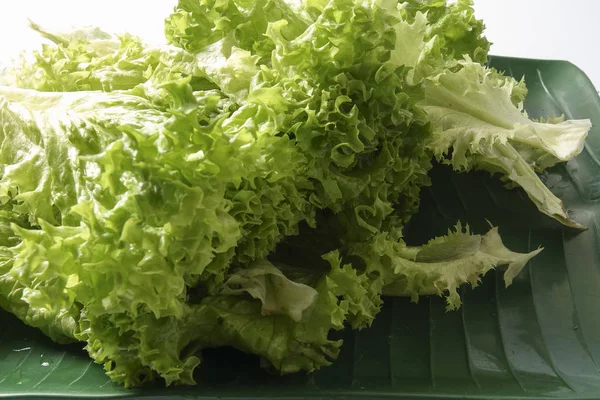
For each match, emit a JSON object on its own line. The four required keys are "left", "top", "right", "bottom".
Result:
{"left": 1, "top": 21, "right": 162, "bottom": 92}
{"left": 321, "top": 250, "right": 383, "bottom": 329}
{"left": 164, "top": 0, "right": 310, "bottom": 56}
{"left": 194, "top": 270, "right": 346, "bottom": 375}
{"left": 389, "top": 0, "right": 490, "bottom": 84}
{"left": 422, "top": 59, "right": 591, "bottom": 228}
{"left": 400, "top": 0, "right": 490, "bottom": 65}
{"left": 350, "top": 223, "right": 542, "bottom": 310}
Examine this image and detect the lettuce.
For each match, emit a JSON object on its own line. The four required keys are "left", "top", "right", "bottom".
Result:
{"left": 0, "top": 0, "right": 591, "bottom": 387}
{"left": 384, "top": 1, "right": 590, "bottom": 228}
{"left": 422, "top": 60, "right": 590, "bottom": 228}
{"left": 361, "top": 223, "right": 543, "bottom": 310}
{"left": 219, "top": 259, "right": 318, "bottom": 322}
{"left": 1, "top": 22, "right": 162, "bottom": 92}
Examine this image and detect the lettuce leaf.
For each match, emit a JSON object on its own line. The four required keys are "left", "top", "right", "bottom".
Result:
{"left": 1, "top": 22, "right": 162, "bottom": 92}
{"left": 400, "top": 0, "right": 490, "bottom": 65}
{"left": 219, "top": 259, "right": 318, "bottom": 322}
{"left": 350, "top": 223, "right": 542, "bottom": 310}
{"left": 421, "top": 60, "right": 591, "bottom": 228}
{"left": 193, "top": 270, "right": 346, "bottom": 375}
{"left": 164, "top": 0, "right": 311, "bottom": 56}
{"left": 384, "top": 1, "right": 590, "bottom": 229}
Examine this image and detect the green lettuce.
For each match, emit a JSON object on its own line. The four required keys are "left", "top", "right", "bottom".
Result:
{"left": 383, "top": 0, "right": 590, "bottom": 228}
{"left": 366, "top": 223, "right": 542, "bottom": 310}
{"left": 422, "top": 60, "right": 590, "bottom": 228}
{"left": 1, "top": 22, "right": 162, "bottom": 92}
{"left": 0, "top": 0, "right": 591, "bottom": 388}
{"left": 219, "top": 259, "right": 318, "bottom": 322}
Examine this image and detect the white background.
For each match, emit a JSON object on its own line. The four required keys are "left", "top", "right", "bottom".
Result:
{"left": 1, "top": 0, "right": 599, "bottom": 89}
